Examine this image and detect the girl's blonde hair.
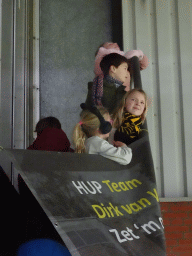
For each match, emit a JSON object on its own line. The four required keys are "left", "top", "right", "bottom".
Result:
{"left": 73, "top": 106, "right": 109, "bottom": 153}
{"left": 113, "top": 88, "right": 148, "bottom": 128}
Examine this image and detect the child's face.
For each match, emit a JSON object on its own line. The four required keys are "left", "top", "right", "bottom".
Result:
{"left": 103, "top": 42, "right": 120, "bottom": 51}
{"left": 111, "top": 62, "right": 129, "bottom": 83}
{"left": 125, "top": 91, "right": 146, "bottom": 116}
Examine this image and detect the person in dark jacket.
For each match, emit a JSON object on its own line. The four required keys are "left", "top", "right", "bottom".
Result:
{"left": 28, "top": 117, "right": 73, "bottom": 152}
{"left": 86, "top": 53, "right": 130, "bottom": 114}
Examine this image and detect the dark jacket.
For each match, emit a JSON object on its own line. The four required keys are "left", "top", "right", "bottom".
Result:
{"left": 114, "top": 112, "right": 147, "bottom": 145}
{"left": 27, "top": 127, "right": 73, "bottom": 152}
{"left": 85, "top": 78, "right": 126, "bottom": 114}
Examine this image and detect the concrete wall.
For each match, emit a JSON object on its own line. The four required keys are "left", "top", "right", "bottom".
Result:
{"left": 39, "top": 0, "right": 115, "bottom": 146}
{"left": 122, "top": 0, "right": 192, "bottom": 198}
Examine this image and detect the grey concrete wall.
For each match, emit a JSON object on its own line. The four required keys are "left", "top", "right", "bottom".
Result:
{"left": 40, "top": 0, "right": 113, "bottom": 147}
{"left": 0, "top": 0, "right": 13, "bottom": 178}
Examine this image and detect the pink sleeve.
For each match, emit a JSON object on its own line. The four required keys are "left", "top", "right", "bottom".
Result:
{"left": 139, "top": 55, "right": 149, "bottom": 70}
{"left": 124, "top": 50, "right": 149, "bottom": 70}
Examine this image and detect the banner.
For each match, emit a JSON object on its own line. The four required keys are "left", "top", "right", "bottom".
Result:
{"left": 1, "top": 135, "right": 166, "bottom": 256}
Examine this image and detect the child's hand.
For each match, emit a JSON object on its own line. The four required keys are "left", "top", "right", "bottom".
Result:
{"left": 113, "top": 141, "right": 127, "bottom": 148}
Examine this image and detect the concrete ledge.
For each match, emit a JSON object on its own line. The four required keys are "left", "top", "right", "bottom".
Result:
{"left": 160, "top": 197, "right": 192, "bottom": 202}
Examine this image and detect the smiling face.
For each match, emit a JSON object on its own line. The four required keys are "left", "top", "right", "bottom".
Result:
{"left": 110, "top": 62, "right": 129, "bottom": 83}
{"left": 125, "top": 91, "right": 146, "bottom": 116}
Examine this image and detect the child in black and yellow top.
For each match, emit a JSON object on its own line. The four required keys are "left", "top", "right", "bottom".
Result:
{"left": 113, "top": 88, "right": 148, "bottom": 146}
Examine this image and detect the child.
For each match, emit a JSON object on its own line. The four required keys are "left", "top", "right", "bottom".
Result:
{"left": 92, "top": 42, "right": 149, "bottom": 105}
{"left": 28, "top": 116, "right": 73, "bottom": 152}
{"left": 34, "top": 116, "right": 61, "bottom": 135}
{"left": 113, "top": 88, "right": 148, "bottom": 146}
{"left": 73, "top": 105, "right": 132, "bottom": 165}
{"left": 86, "top": 53, "right": 130, "bottom": 114}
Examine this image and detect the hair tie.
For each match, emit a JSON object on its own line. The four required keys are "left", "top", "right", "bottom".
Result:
{"left": 79, "top": 121, "right": 83, "bottom": 126}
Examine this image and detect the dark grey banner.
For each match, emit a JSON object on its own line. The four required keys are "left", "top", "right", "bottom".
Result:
{"left": 1, "top": 136, "right": 166, "bottom": 256}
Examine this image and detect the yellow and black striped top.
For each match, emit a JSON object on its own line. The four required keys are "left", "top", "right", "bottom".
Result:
{"left": 114, "top": 112, "right": 147, "bottom": 145}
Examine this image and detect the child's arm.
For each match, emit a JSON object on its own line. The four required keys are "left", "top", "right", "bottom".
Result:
{"left": 124, "top": 50, "right": 149, "bottom": 70}
{"left": 114, "top": 126, "right": 135, "bottom": 146}
{"left": 113, "top": 141, "right": 126, "bottom": 147}
{"left": 98, "top": 139, "right": 132, "bottom": 165}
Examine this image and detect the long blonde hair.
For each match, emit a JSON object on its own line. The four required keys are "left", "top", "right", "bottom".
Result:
{"left": 73, "top": 106, "right": 109, "bottom": 153}
{"left": 113, "top": 88, "right": 148, "bottom": 128}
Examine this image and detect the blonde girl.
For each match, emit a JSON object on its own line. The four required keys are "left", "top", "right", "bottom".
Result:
{"left": 113, "top": 88, "right": 148, "bottom": 146}
{"left": 73, "top": 105, "right": 132, "bottom": 165}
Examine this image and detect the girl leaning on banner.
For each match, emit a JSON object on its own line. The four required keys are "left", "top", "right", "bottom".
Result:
{"left": 73, "top": 104, "right": 132, "bottom": 165}
{"left": 112, "top": 88, "right": 148, "bottom": 146}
